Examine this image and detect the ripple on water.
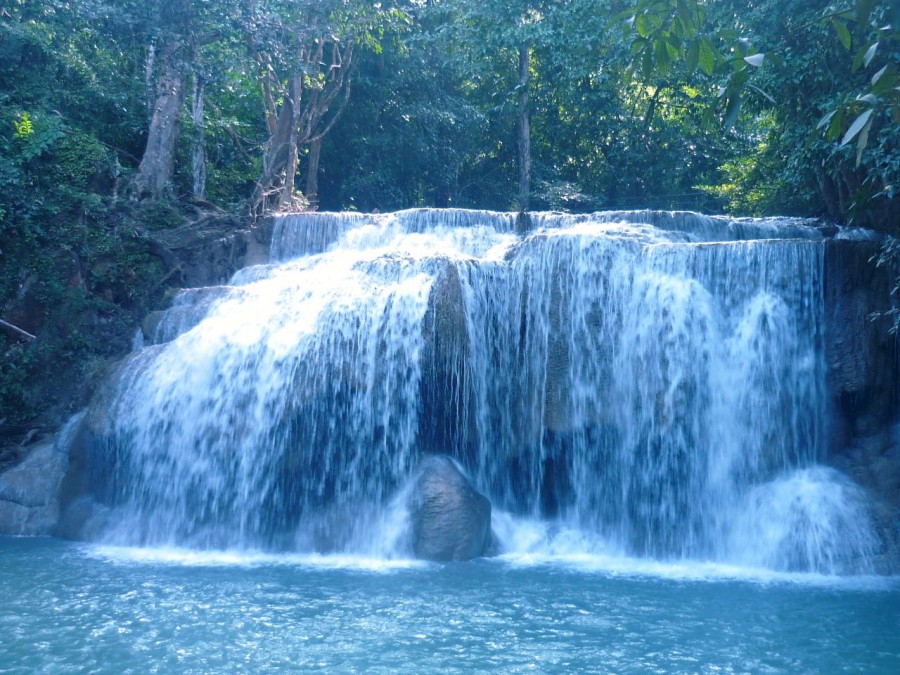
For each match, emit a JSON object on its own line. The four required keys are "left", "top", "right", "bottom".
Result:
{"left": 1, "top": 538, "right": 898, "bottom": 673}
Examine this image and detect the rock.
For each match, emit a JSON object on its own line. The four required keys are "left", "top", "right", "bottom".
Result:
{"left": 54, "top": 497, "right": 112, "bottom": 541}
{"left": 153, "top": 214, "right": 272, "bottom": 288}
{"left": 409, "top": 455, "right": 494, "bottom": 561}
{"left": 418, "top": 259, "right": 472, "bottom": 457}
{"left": 824, "top": 240, "right": 898, "bottom": 437}
{"left": 822, "top": 239, "right": 900, "bottom": 572}
{"left": 0, "top": 436, "right": 69, "bottom": 535}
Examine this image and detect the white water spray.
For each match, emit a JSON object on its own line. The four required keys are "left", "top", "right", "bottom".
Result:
{"left": 82, "top": 209, "right": 876, "bottom": 574}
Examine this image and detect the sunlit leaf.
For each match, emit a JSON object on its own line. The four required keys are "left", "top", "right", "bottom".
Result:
{"left": 876, "top": 74, "right": 900, "bottom": 98}
{"left": 841, "top": 108, "right": 873, "bottom": 146}
{"left": 635, "top": 14, "right": 650, "bottom": 38}
{"left": 863, "top": 42, "right": 878, "bottom": 68}
{"left": 666, "top": 39, "right": 680, "bottom": 60}
{"left": 743, "top": 53, "right": 764, "bottom": 67}
{"left": 816, "top": 110, "right": 835, "bottom": 130}
{"left": 852, "top": 43, "right": 869, "bottom": 72}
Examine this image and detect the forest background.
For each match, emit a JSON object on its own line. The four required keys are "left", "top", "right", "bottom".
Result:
{"left": 0, "top": 0, "right": 898, "bottom": 437}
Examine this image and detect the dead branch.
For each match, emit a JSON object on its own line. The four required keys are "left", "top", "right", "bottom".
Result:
{"left": 0, "top": 319, "right": 36, "bottom": 341}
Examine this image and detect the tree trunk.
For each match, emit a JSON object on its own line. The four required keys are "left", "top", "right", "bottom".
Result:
{"left": 253, "top": 74, "right": 302, "bottom": 215}
{"left": 517, "top": 43, "right": 531, "bottom": 213}
{"left": 305, "top": 137, "right": 322, "bottom": 211}
{"left": 191, "top": 74, "right": 206, "bottom": 200}
{"left": 145, "top": 42, "right": 156, "bottom": 123}
{"left": 250, "top": 38, "right": 354, "bottom": 218}
{"left": 132, "top": 41, "right": 186, "bottom": 200}
{"left": 280, "top": 75, "right": 303, "bottom": 209}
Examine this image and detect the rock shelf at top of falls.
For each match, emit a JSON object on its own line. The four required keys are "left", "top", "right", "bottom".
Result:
{"left": 2, "top": 208, "right": 896, "bottom": 575}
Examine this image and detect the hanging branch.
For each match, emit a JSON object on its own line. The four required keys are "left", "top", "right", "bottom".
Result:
{"left": 0, "top": 319, "right": 36, "bottom": 341}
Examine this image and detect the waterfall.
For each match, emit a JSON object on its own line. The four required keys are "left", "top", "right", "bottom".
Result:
{"left": 80, "top": 209, "right": 878, "bottom": 573}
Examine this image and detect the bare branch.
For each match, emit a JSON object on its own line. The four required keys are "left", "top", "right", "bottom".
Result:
{"left": 0, "top": 320, "right": 36, "bottom": 341}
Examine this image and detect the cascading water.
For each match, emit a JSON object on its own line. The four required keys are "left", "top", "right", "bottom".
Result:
{"left": 80, "top": 208, "right": 878, "bottom": 574}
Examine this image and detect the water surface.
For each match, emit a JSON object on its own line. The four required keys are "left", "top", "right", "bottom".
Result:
{"left": 2, "top": 537, "right": 897, "bottom": 673}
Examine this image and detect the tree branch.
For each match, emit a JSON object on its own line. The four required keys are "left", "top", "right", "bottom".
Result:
{"left": 0, "top": 320, "right": 36, "bottom": 341}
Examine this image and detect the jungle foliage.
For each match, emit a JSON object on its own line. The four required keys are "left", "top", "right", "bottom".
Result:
{"left": 0, "top": 0, "right": 898, "bottom": 427}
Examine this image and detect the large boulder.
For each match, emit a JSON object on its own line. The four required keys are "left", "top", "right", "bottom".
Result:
{"left": 409, "top": 455, "right": 494, "bottom": 561}
{"left": 0, "top": 436, "right": 69, "bottom": 535}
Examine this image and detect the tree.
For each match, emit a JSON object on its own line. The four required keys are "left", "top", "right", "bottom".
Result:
{"left": 618, "top": 0, "right": 899, "bottom": 228}
{"left": 131, "top": 0, "right": 194, "bottom": 199}
{"left": 244, "top": 0, "right": 404, "bottom": 216}
{"left": 440, "top": 0, "right": 549, "bottom": 211}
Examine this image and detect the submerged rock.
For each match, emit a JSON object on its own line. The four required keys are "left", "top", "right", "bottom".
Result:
{"left": 409, "top": 455, "right": 494, "bottom": 562}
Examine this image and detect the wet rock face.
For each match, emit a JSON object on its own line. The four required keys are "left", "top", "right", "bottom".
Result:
{"left": 152, "top": 215, "right": 272, "bottom": 288}
{"left": 0, "top": 438, "right": 68, "bottom": 535}
{"left": 823, "top": 239, "right": 900, "bottom": 574}
{"left": 409, "top": 455, "right": 493, "bottom": 562}
{"left": 824, "top": 240, "right": 899, "bottom": 440}
{"left": 418, "top": 260, "right": 472, "bottom": 458}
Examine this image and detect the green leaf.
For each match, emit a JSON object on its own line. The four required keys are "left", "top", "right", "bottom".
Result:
{"left": 642, "top": 47, "right": 654, "bottom": 80}
{"left": 827, "top": 107, "right": 846, "bottom": 140}
{"left": 686, "top": 40, "right": 700, "bottom": 72}
{"left": 700, "top": 104, "right": 715, "bottom": 130}
{"left": 635, "top": 14, "right": 650, "bottom": 38}
{"left": 831, "top": 19, "right": 851, "bottom": 50}
{"left": 872, "top": 64, "right": 888, "bottom": 85}
{"left": 699, "top": 39, "right": 715, "bottom": 76}
{"left": 748, "top": 84, "right": 776, "bottom": 105}
{"left": 852, "top": 43, "right": 869, "bottom": 72}
{"left": 872, "top": 72, "right": 898, "bottom": 96}
{"left": 723, "top": 93, "right": 742, "bottom": 129}
{"left": 743, "top": 53, "right": 764, "bottom": 67}
{"left": 841, "top": 108, "right": 873, "bottom": 146}
{"left": 655, "top": 39, "right": 671, "bottom": 73}
{"left": 665, "top": 37, "right": 680, "bottom": 60}
{"left": 678, "top": 6, "right": 696, "bottom": 37}
{"left": 855, "top": 115, "right": 873, "bottom": 167}
{"left": 857, "top": 93, "right": 877, "bottom": 105}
